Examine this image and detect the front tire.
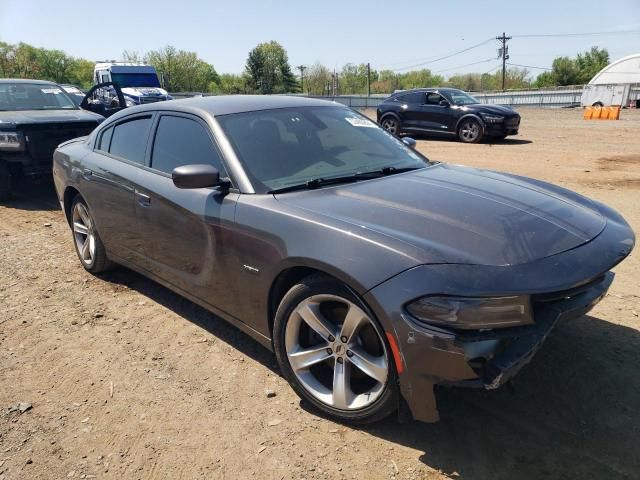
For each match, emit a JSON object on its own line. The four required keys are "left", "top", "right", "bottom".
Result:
{"left": 273, "top": 274, "right": 398, "bottom": 424}
{"left": 458, "top": 118, "right": 484, "bottom": 143}
{"left": 380, "top": 116, "right": 402, "bottom": 136}
{"left": 70, "top": 196, "right": 114, "bottom": 273}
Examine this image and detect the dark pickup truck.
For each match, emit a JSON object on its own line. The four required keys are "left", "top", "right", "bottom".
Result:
{"left": 0, "top": 79, "right": 106, "bottom": 200}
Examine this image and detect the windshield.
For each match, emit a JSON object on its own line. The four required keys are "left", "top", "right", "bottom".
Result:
{"left": 217, "top": 106, "right": 429, "bottom": 193}
{"left": 447, "top": 90, "right": 481, "bottom": 106}
{"left": 111, "top": 73, "right": 161, "bottom": 88}
{"left": 0, "top": 82, "right": 78, "bottom": 111}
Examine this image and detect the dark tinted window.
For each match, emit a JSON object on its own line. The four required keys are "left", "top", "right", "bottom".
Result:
{"left": 97, "top": 126, "right": 113, "bottom": 151}
{"left": 217, "top": 106, "right": 428, "bottom": 193}
{"left": 151, "top": 116, "right": 224, "bottom": 174}
{"left": 396, "top": 92, "right": 425, "bottom": 104}
{"left": 109, "top": 116, "right": 152, "bottom": 164}
{"left": 426, "top": 92, "right": 445, "bottom": 105}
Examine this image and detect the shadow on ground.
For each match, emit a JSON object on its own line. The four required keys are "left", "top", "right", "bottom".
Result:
{"left": 408, "top": 134, "right": 533, "bottom": 146}
{"left": 98, "top": 267, "right": 640, "bottom": 479}
{"left": 0, "top": 178, "right": 60, "bottom": 211}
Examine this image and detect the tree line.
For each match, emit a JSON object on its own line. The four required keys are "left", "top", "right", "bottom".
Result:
{"left": 0, "top": 40, "right": 610, "bottom": 94}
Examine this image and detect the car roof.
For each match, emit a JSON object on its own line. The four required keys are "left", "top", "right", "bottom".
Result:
{"left": 124, "top": 95, "right": 344, "bottom": 117}
{"left": 0, "top": 78, "right": 59, "bottom": 86}
{"left": 393, "top": 87, "right": 463, "bottom": 96}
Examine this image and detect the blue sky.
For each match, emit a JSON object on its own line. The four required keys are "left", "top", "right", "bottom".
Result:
{"left": 1, "top": 0, "right": 639, "bottom": 77}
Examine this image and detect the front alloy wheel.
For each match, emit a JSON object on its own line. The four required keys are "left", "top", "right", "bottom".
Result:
{"left": 458, "top": 118, "right": 483, "bottom": 143}
{"left": 274, "top": 275, "right": 398, "bottom": 423}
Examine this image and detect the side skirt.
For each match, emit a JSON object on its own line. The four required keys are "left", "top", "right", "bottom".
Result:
{"left": 107, "top": 252, "right": 274, "bottom": 351}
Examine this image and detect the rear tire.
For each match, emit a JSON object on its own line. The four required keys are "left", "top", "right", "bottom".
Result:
{"left": 70, "top": 196, "right": 114, "bottom": 273}
{"left": 458, "top": 118, "right": 484, "bottom": 143}
{"left": 0, "top": 161, "right": 12, "bottom": 201}
{"left": 380, "top": 116, "right": 402, "bottom": 136}
{"left": 273, "top": 274, "right": 399, "bottom": 424}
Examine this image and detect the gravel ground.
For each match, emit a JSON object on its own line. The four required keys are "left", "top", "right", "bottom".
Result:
{"left": 1, "top": 107, "right": 639, "bottom": 480}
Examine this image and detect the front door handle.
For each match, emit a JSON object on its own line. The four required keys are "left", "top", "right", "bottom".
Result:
{"left": 135, "top": 190, "right": 151, "bottom": 207}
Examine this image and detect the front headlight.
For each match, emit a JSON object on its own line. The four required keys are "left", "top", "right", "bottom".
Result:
{"left": 480, "top": 113, "right": 504, "bottom": 123}
{"left": 406, "top": 295, "right": 533, "bottom": 330}
{"left": 0, "top": 131, "right": 25, "bottom": 151}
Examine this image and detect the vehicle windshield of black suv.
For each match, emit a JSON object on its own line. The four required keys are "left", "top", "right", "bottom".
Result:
{"left": 448, "top": 90, "right": 481, "bottom": 106}
{"left": 217, "top": 106, "right": 429, "bottom": 193}
{"left": 110, "top": 73, "right": 161, "bottom": 88}
{"left": 0, "top": 82, "right": 78, "bottom": 111}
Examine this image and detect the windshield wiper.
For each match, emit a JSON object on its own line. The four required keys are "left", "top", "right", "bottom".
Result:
{"left": 269, "top": 166, "right": 423, "bottom": 194}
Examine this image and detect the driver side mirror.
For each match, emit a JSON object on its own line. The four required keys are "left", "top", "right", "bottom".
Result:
{"left": 402, "top": 137, "right": 417, "bottom": 150}
{"left": 439, "top": 99, "right": 450, "bottom": 107}
{"left": 172, "top": 164, "right": 224, "bottom": 189}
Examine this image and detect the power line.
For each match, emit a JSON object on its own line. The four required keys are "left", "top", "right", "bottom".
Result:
{"left": 513, "top": 29, "right": 640, "bottom": 38}
{"left": 506, "top": 62, "right": 552, "bottom": 71}
{"left": 380, "top": 38, "right": 495, "bottom": 72}
{"left": 433, "top": 58, "right": 495, "bottom": 74}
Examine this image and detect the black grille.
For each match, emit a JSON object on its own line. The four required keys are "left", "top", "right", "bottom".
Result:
{"left": 23, "top": 122, "right": 98, "bottom": 162}
{"left": 139, "top": 97, "right": 163, "bottom": 104}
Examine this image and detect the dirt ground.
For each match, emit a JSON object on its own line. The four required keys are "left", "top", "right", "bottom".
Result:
{"left": 1, "top": 108, "right": 639, "bottom": 480}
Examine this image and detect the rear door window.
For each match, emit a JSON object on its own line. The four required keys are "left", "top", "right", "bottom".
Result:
{"left": 109, "top": 116, "right": 152, "bottom": 164}
{"left": 150, "top": 115, "right": 225, "bottom": 174}
{"left": 396, "top": 92, "right": 425, "bottom": 104}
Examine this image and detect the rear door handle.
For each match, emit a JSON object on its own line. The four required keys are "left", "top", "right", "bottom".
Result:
{"left": 82, "top": 169, "right": 93, "bottom": 180}
{"left": 135, "top": 190, "right": 151, "bottom": 207}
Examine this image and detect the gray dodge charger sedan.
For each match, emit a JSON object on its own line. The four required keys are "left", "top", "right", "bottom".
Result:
{"left": 52, "top": 95, "right": 634, "bottom": 423}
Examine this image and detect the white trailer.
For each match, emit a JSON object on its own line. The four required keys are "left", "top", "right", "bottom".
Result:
{"left": 581, "top": 54, "right": 640, "bottom": 107}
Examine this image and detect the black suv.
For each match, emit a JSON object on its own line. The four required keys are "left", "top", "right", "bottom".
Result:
{"left": 0, "top": 79, "right": 107, "bottom": 200}
{"left": 377, "top": 88, "right": 520, "bottom": 143}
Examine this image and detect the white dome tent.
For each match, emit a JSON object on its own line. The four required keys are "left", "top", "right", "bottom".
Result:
{"left": 580, "top": 54, "right": 640, "bottom": 107}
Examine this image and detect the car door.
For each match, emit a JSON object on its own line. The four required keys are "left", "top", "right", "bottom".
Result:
{"left": 78, "top": 114, "right": 153, "bottom": 263}
{"left": 394, "top": 91, "right": 425, "bottom": 131}
{"left": 414, "top": 92, "right": 453, "bottom": 132}
{"left": 132, "top": 112, "right": 242, "bottom": 315}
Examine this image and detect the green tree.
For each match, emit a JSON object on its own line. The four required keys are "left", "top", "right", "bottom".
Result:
{"left": 245, "top": 41, "right": 298, "bottom": 94}
{"left": 146, "top": 46, "right": 219, "bottom": 92}
{"left": 575, "top": 46, "right": 609, "bottom": 83}
{"left": 306, "top": 62, "right": 331, "bottom": 95}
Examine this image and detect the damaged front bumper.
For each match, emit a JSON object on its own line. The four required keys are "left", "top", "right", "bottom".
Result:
{"left": 364, "top": 212, "right": 633, "bottom": 423}
{"left": 448, "top": 272, "right": 613, "bottom": 391}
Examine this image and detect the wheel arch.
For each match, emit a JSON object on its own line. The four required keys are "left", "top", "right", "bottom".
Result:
{"left": 63, "top": 186, "right": 81, "bottom": 225}
{"left": 455, "top": 113, "right": 485, "bottom": 132}
{"left": 379, "top": 111, "right": 401, "bottom": 124}
{"left": 267, "top": 261, "right": 369, "bottom": 337}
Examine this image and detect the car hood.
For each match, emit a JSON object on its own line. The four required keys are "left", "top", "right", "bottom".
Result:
{"left": 455, "top": 104, "right": 518, "bottom": 116}
{"left": 275, "top": 163, "right": 606, "bottom": 266}
{"left": 0, "top": 109, "right": 103, "bottom": 128}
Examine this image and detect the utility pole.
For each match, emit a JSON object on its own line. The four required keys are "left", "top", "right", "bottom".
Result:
{"left": 366, "top": 62, "right": 371, "bottom": 97}
{"left": 496, "top": 32, "right": 512, "bottom": 91}
{"left": 296, "top": 65, "right": 307, "bottom": 95}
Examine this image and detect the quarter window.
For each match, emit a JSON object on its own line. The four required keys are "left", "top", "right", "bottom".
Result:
{"left": 151, "top": 115, "right": 224, "bottom": 174}
{"left": 109, "top": 116, "right": 152, "bottom": 164}
{"left": 97, "top": 126, "right": 113, "bottom": 152}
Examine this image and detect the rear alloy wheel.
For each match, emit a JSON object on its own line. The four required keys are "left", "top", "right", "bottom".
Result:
{"left": 273, "top": 275, "right": 398, "bottom": 424}
{"left": 71, "top": 196, "right": 113, "bottom": 273}
{"left": 458, "top": 118, "right": 484, "bottom": 143}
{"left": 380, "top": 116, "right": 401, "bottom": 136}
